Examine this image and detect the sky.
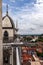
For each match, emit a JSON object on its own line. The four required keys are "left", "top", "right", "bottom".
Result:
{"left": 2, "top": 0, "right": 43, "bottom": 35}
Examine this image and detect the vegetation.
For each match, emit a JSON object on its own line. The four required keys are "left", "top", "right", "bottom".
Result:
{"left": 36, "top": 36, "right": 43, "bottom": 42}
{"left": 36, "top": 51, "right": 43, "bottom": 57}
{"left": 23, "top": 37, "right": 32, "bottom": 42}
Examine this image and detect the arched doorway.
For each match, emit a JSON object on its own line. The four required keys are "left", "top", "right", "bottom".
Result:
{"left": 3, "top": 31, "right": 9, "bottom": 42}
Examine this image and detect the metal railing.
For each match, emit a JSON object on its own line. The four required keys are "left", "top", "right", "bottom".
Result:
{"left": 3, "top": 42, "right": 42, "bottom": 65}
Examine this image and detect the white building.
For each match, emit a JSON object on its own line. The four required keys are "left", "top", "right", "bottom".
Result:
{"left": 2, "top": 5, "right": 17, "bottom": 43}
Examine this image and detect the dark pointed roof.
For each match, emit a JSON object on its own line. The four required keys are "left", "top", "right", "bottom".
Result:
{"left": 2, "top": 14, "right": 15, "bottom": 29}
{"left": 2, "top": 4, "right": 15, "bottom": 28}
{"left": 2, "top": 5, "right": 18, "bottom": 30}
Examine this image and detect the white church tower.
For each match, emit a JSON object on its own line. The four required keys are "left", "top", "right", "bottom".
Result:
{"left": 2, "top": 5, "right": 18, "bottom": 43}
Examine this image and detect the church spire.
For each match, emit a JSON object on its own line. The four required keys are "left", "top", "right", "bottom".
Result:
{"left": 16, "top": 20, "right": 18, "bottom": 31}
{"left": 6, "top": 5, "right": 8, "bottom": 15}
{"left": 16, "top": 20, "right": 18, "bottom": 29}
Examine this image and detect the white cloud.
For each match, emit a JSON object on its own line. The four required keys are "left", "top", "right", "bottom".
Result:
{"left": 2, "top": 0, "right": 43, "bottom": 34}
{"left": 2, "top": 3, "right": 6, "bottom": 6}
{"left": 37, "top": 0, "right": 43, "bottom": 3}
{"left": 17, "top": 8, "right": 43, "bottom": 34}
{"left": 11, "top": 3, "right": 43, "bottom": 34}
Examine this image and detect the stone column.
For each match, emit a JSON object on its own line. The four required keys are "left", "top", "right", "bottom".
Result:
{"left": 16, "top": 47, "right": 21, "bottom": 65}
{"left": 10, "top": 50, "right": 12, "bottom": 65}
{"left": 0, "top": 0, "right": 3, "bottom": 65}
{"left": 12, "top": 47, "right": 13, "bottom": 65}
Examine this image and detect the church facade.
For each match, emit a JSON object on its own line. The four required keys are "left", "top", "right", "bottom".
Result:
{"left": 2, "top": 8, "right": 17, "bottom": 43}
{"left": 2, "top": 6, "right": 18, "bottom": 65}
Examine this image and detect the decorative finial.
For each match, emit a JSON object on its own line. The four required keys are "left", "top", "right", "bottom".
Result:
{"left": 16, "top": 20, "right": 18, "bottom": 29}
{"left": 16, "top": 20, "right": 18, "bottom": 31}
{"left": 6, "top": 4, "right": 8, "bottom": 15}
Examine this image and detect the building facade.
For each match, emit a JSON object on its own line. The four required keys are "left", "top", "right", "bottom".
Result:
{"left": 2, "top": 6, "right": 18, "bottom": 65}
{"left": 2, "top": 6, "right": 17, "bottom": 43}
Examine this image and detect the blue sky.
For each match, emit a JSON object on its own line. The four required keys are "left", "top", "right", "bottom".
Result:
{"left": 2, "top": 0, "right": 43, "bottom": 34}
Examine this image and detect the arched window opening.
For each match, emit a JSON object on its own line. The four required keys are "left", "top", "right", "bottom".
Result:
{"left": 3, "top": 31, "right": 9, "bottom": 41}
{"left": 3, "top": 49, "right": 10, "bottom": 64}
